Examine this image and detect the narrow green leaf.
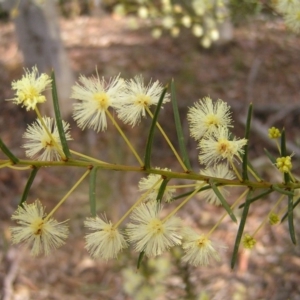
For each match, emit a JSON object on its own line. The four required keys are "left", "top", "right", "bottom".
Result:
{"left": 0, "top": 138, "right": 19, "bottom": 164}
{"left": 280, "top": 129, "right": 290, "bottom": 184}
{"left": 280, "top": 128, "right": 286, "bottom": 156}
{"left": 284, "top": 171, "right": 291, "bottom": 185}
{"left": 89, "top": 167, "right": 98, "bottom": 217}
{"left": 137, "top": 251, "right": 145, "bottom": 269}
{"left": 272, "top": 184, "right": 294, "bottom": 196}
{"left": 19, "top": 167, "right": 39, "bottom": 207}
{"left": 144, "top": 86, "right": 168, "bottom": 169}
{"left": 209, "top": 179, "right": 237, "bottom": 223}
{"left": 231, "top": 189, "right": 253, "bottom": 269}
{"left": 172, "top": 184, "right": 213, "bottom": 201}
{"left": 264, "top": 148, "right": 276, "bottom": 164}
{"left": 156, "top": 178, "right": 170, "bottom": 204}
{"left": 51, "top": 71, "right": 71, "bottom": 159}
{"left": 171, "top": 80, "right": 191, "bottom": 171}
{"left": 239, "top": 189, "right": 273, "bottom": 208}
{"left": 281, "top": 197, "right": 300, "bottom": 222}
{"left": 242, "top": 103, "right": 252, "bottom": 181}
{"left": 288, "top": 194, "right": 296, "bottom": 244}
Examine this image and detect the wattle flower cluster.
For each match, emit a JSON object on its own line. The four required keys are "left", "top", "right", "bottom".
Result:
{"left": 8, "top": 67, "right": 247, "bottom": 267}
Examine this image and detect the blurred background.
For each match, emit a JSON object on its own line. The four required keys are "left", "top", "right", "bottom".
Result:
{"left": 1, "top": 0, "right": 300, "bottom": 299}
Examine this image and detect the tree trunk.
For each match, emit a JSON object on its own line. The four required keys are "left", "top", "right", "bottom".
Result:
{"left": 3, "top": 0, "right": 74, "bottom": 117}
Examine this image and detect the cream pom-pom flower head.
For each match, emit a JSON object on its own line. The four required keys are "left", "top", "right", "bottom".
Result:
{"left": 127, "top": 201, "right": 182, "bottom": 257}
{"left": 138, "top": 168, "right": 175, "bottom": 203}
{"left": 8, "top": 66, "right": 51, "bottom": 111}
{"left": 284, "top": 7, "right": 300, "bottom": 33}
{"left": 84, "top": 215, "right": 128, "bottom": 260}
{"left": 181, "top": 227, "right": 224, "bottom": 266}
{"left": 116, "top": 75, "right": 170, "bottom": 127}
{"left": 199, "top": 126, "right": 247, "bottom": 166}
{"left": 22, "top": 117, "right": 72, "bottom": 161}
{"left": 10, "top": 200, "right": 69, "bottom": 256}
{"left": 187, "top": 96, "right": 233, "bottom": 141}
{"left": 71, "top": 73, "right": 125, "bottom": 132}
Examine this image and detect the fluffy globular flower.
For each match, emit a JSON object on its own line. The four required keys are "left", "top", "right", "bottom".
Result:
{"left": 10, "top": 200, "right": 69, "bottom": 256}
{"left": 138, "top": 6, "right": 148, "bottom": 18}
{"left": 127, "top": 202, "right": 182, "bottom": 257}
{"left": 198, "top": 126, "right": 247, "bottom": 166}
{"left": 284, "top": 6, "right": 300, "bottom": 33}
{"left": 71, "top": 73, "right": 125, "bottom": 132}
{"left": 138, "top": 168, "right": 175, "bottom": 203}
{"left": 116, "top": 75, "right": 170, "bottom": 127}
{"left": 182, "top": 15, "right": 192, "bottom": 28}
{"left": 196, "top": 164, "right": 235, "bottom": 205}
{"left": 181, "top": 228, "right": 223, "bottom": 266}
{"left": 275, "top": 0, "right": 298, "bottom": 14}
{"left": 84, "top": 215, "right": 127, "bottom": 260}
{"left": 192, "top": 0, "right": 207, "bottom": 16}
{"left": 22, "top": 117, "right": 72, "bottom": 161}
{"left": 8, "top": 66, "right": 51, "bottom": 111}
{"left": 187, "top": 97, "right": 232, "bottom": 141}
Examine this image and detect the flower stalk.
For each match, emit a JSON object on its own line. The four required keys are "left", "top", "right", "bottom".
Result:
{"left": 45, "top": 169, "right": 91, "bottom": 221}
{"left": 106, "top": 110, "right": 144, "bottom": 167}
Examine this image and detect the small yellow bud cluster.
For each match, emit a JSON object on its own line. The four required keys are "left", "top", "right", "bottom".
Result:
{"left": 242, "top": 233, "right": 256, "bottom": 249}
{"left": 276, "top": 156, "right": 292, "bottom": 173}
{"left": 268, "top": 127, "right": 281, "bottom": 139}
{"left": 269, "top": 213, "right": 280, "bottom": 225}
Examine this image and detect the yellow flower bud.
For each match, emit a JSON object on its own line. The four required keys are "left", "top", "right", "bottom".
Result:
{"left": 269, "top": 213, "right": 280, "bottom": 225}
{"left": 268, "top": 127, "right": 281, "bottom": 139}
{"left": 242, "top": 233, "right": 256, "bottom": 249}
{"left": 276, "top": 156, "right": 292, "bottom": 173}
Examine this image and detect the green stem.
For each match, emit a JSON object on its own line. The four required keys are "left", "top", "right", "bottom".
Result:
{"left": 45, "top": 169, "right": 91, "bottom": 220}
{"left": 106, "top": 110, "right": 144, "bottom": 167}
{"left": 70, "top": 149, "right": 108, "bottom": 164}
{"left": 0, "top": 162, "right": 12, "bottom": 169}
{"left": 168, "top": 183, "right": 199, "bottom": 189}
{"left": 8, "top": 165, "right": 32, "bottom": 170}
{"left": 114, "top": 178, "right": 163, "bottom": 228}
{"left": 11, "top": 158, "right": 300, "bottom": 190}
{"left": 146, "top": 107, "right": 188, "bottom": 172}
{"left": 35, "top": 107, "right": 66, "bottom": 160}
